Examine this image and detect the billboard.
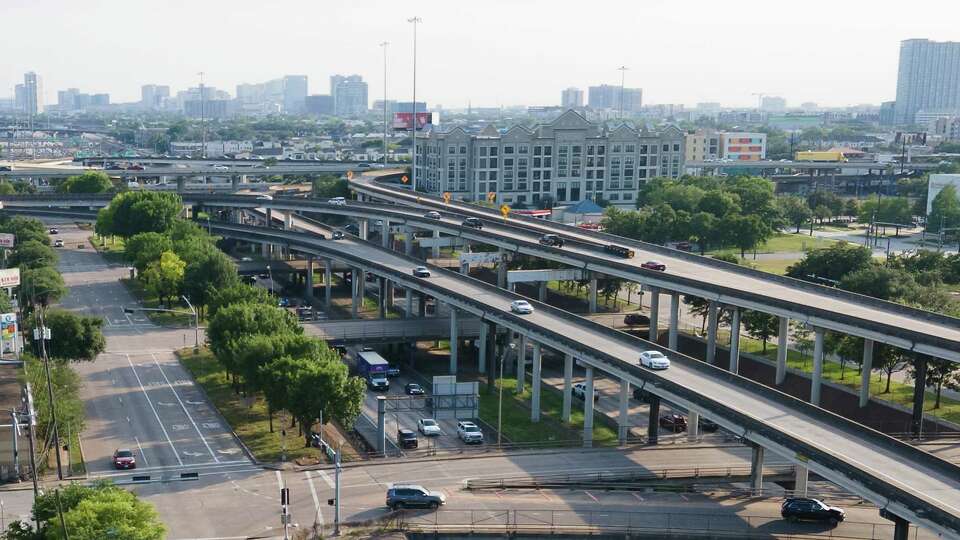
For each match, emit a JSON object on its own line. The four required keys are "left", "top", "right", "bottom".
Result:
{"left": 0, "top": 313, "right": 16, "bottom": 341}
{"left": 0, "top": 268, "right": 20, "bottom": 288}
{"left": 0, "top": 233, "right": 13, "bottom": 248}
{"left": 393, "top": 112, "right": 433, "bottom": 131}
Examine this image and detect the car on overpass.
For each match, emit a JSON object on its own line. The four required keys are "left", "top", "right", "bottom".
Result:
{"left": 623, "top": 312, "right": 650, "bottom": 326}
{"left": 413, "top": 266, "right": 431, "bottom": 278}
{"left": 405, "top": 383, "right": 424, "bottom": 395}
{"left": 659, "top": 413, "right": 687, "bottom": 432}
{"left": 423, "top": 211, "right": 442, "bottom": 220}
{"left": 461, "top": 217, "right": 484, "bottom": 229}
{"left": 510, "top": 300, "right": 534, "bottom": 314}
{"left": 418, "top": 418, "right": 441, "bottom": 436}
{"left": 328, "top": 197, "right": 346, "bottom": 206}
{"left": 538, "top": 233, "right": 565, "bottom": 247}
{"left": 639, "top": 350, "right": 671, "bottom": 370}
{"left": 332, "top": 230, "right": 345, "bottom": 240}
{"left": 457, "top": 421, "right": 484, "bottom": 444}
{"left": 781, "top": 498, "right": 845, "bottom": 526}
{"left": 640, "top": 260, "right": 667, "bottom": 271}
{"left": 397, "top": 428, "right": 418, "bottom": 449}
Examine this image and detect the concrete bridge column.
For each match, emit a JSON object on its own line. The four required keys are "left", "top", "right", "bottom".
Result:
{"left": 538, "top": 281, "right": 547, "bottom": 302}
{"left": 460, "top": 260, "right": 469, "bottom": 274}
{"left": 485, "top": 321, "right": 497, "bottom": 393}
{"left": 706, "top": 301, "right": 719, "bottom": 365}
{"left": 266, "top": 208, "right": 272, "bottom": 227}
{"left": 304, "top": 256, "right": 314, "bottom": 300}
{"left": 359, "top": 220, "right": 369, "bottom": 241}
{"left": 261, "top": 241, "right": 270, "bottom": 258}
{"left": 859, "top": 339, "right": 874, "bottom": 407}
{"left": 404, "top": 226, "right": 414, "bottom": 256}
{"left": 618, "top": 379, "right": 630, "bottom": 445}
{"left": 647, "top": 395, "right": 660, "bottom": 445}
{"left": 385, "top": 280, "right": 394, "bottom": 311}
{"left": 497, "top": 249, "right": 507, "bottom": 288}
{"left": 648, "top": 287, "right": 660, "bottom": 342}
{"left": 381, "top": 219, "right": 391, "bottom": 248}
{"left": 794, "top": 465, "right": 808, "bottom": 496}
{"left": 417, "top": 293, "right": 427, "bottom": 318}
{"left": 404, "top": 288, "right": 413, "bottom": 319}
{"left": 668, "top": 292, "right": 680, "bottom": 350}
{"left": 516, "top": 334, "right": 527, "bottom": 392}
{"left": 562, "top": 353, "right": 573, "bottom": 423}
{"left": 176, "top": 177, "right": 185, "bottom": 192}
{"left": 891, "top": 515, "right": 910, "bottom": 540}
{"left": 750, "top": 444, "right": 765, "bottom": 494}
{"left": 324, "top": 260, "right": 332, "bottom": 314}
{"left": 231, "top": 175, "right": 240, "bottom": 191}
{"left": 377, "top": 277, "right": 387, "bottom": 319}
{"left": 911, "top": 353, "right": 928, "bottom": 439}
{"left": 530, "top": 343, "right": 542, "bottom": 422}
{"left": 729, "top": 307, "right": 741, "bottom": 374}
{"left": 477, "top": 322, "right": 488, "bottom": 373}
{"left": 284, "top": 212, "right": 293, "bottom": 230}
{"left": 376, "top": 396, "right": 386, "bottom": 456}
{"left": 583, "top": 365, "right": 594, "bottom": 448}
{"left": 688, "top": 411, "right": 700, "bottom": 441}
{"left": 775, "top": 316, "right": 789, "bottom": 385}
{"left": 431, "top": 229, "right": 440, "bottom": 258}
{"left": 588, "top": 274, "right": 598, "bottom": 314}
{"left": 449, "top": 308, "right": 459, "bottom": 375}
{"left": 811, "top": 327, "right": 825, "bottom": 406}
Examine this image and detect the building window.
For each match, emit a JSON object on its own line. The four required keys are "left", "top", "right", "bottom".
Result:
{"left": 613, "top": 144, "right": 622, "bottom": 153}
{"left": 460, "top": 145, "right": 467, "bottom": 154}
{"left": 542, "top": 181, "right": 551, "bottom": 191}
{"left": 519, "top": 144, "right": 529, "bottom": 154}
{"left": 534, "top": 146, "right": 542, "bottom": 156}
{"left": 480, "top": 147, "right": 488, "bottom": 157}
{"left": 598, "top": 145, "right": 605, "bottom": 155}
{"left": 544, "top": 146, "right": 552, "bottom": 156}
{"left": 533, "top": 170, "right": 541, "bottom": 180}
{"left": 557, "top": 182, "right": 567, "bottom": 201}
{"left": 673, "top": 143, "right": 680, "bottom": 152}
{"left": 448, "top": 146, "right": 455, "bottom": 154}
{"left": 489, "top": 147, "right": 498, "bottom": 157}
{"left": 625, "top": 144, "right": 635, "bottom": 153}
{"left": 489, "top": 158, "right": 498, "bottom": 168}
{"left": 543, "top": 170, "right": 551, "bottom": 180}
{"left": 479, "top": 158, "right": 487, "bottom": 168}
{"left": 623, "top": 192, "right": 633, "bottom": 200}
{"left": 504, "top": 145, "right": 514, "bottom": 154}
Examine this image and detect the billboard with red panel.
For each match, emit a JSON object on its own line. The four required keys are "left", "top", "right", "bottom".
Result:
{"left": 393, "top": 112, "right": 433, "bottom": 131}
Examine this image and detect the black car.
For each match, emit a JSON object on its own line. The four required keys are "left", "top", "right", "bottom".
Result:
{"left": 538, "top": 234, "right": 564, "bottom": 248}
{"left": 397, "top": 429, "right": 418, "bottom": 449}
{"left": 659, "top": 413, "right": 687, "bottom": 432}
{"left": 332, "top": 230, "right": 345, "bottom": 240}
{"left": 48, "top": 227, "right": 59, "bottom": 234}
{"left": 0, "top": 166, "right": 11, "bottom": 172}
{"left": 386, "top": 484, "right": 446, "bottom": 510}
{"left": 780, "top": 498, "right": 845, "bottom": 526}
{"left": 623, "top": 312, "right": 650, "bottom": 326}
{"left": 405, "top": 383, "right": 425, "bottom": 395}
{"left": 699, "top": 418, "right": 720, "bottom": 432}
{"left": 461, "top": 217, "right": 483, "bottom": 229}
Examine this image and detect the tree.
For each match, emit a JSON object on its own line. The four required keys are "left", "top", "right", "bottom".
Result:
{"left": 20, "top": 266, "right": 67, "bottom": 307}
{"left": 844, "top": 198, "right": 860, "bottom": 219}
{"left": 839, "top": 265, "right": 917, "bottom": 302}
{"left": 741, "top": 310, "right": 779, "bottom": 352}
{"left": 698, "top": 190, "right": 740, "bottom": 218}
{"left": 58, "top": 171, "right": 113, "bottom": 193}
{"left": 0, "top": 182, "right": 15, "bottom": 195}
{"left": 858, "top": 197, "right": 913, "bottom": 226}
{"left": 827, "top": 333, "right": 863, "bottom": 380}
{"left": 813, "top": 204, "right": 833, "bottom": 225}
{"left": 30, "top": 481, "right": 165, "bottom": 540}
{"left": 312, "top": 175, "right": 349, "bottom": 199}
{"left": 9, "top": 240, "right": 58, "bottom": 269}
{"left": 286, "top": 353, "right": 365, "bottom": 446}
{"left": 98, "top": 191, "right": 182, "bottom": 238}
{"left": 206, "top": 303, "right": 301, "bottom": 376}
{"left": 928, "top": 185, "right": 960, "bottom": 233}
{"left": 141, "top": 251, "right": 185, "bottom": 307}
{"left": 182, "top": 251, "right": 238, "bottom": 317}
{"left": 806, "top": 190, "right": 843, "bottom": 217}
{"left": 779, "top": 196, "right": 812, "bottom": 233}
{"left": 0, "top": 216, "right": 49, "bottom": 245}
{"left": 720, "top": 214, "right": 769, "bottom": 257}
{"left": 124, "top": 232, "right": 174, "bottom": 273}
{"left": 207, "top": 283, "right": 274, "bottom": 317}
{"left": 42, "top": 309, "right": 106, "bottom": 362}
{"left": 874, "top": 344, "right": 908, "bottom": 394}
{"left": 688, "top": 211, "right": 717, "bottom": 254}
{"left": 909, "top": 358, "right": 960, "bottom": 409}
{"left": 786, "top": 242, "right": 872, "bottom": 283}
{"left": 792, "top": 322, "right": 814, "bottom": 366}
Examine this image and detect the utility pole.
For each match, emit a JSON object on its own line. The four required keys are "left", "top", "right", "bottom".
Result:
{"left": 407, "top": 16, "right": 422, "bottom": 192}
{"left": 380, "top": 41, "right": 390, "bottom": 168}
{"left": 617, "top": 66, "right": 629, "bottom": 120}
{"left": 34, "top": 311, "right": 62, "bottom": 480}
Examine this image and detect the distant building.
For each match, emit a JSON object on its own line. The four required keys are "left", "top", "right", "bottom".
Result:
{"left": 760, "top": 96, "right": 786, "bottom": 112}
{"left": 588, "top": 84, "right": 641, "bottom": 113}
{"left": 685, "top": 129, "right": 721, "bottom": 162}
{"left": 91, "top": 94, "right": 110, "bottom": 106}
{"left": 561, "top": 87, "right": 583, "bottom": 108}
{"left": 927, "top": 174, "right": 960, "bottom": 216}
{"left": 184, "top": 99, "right": 231, "bottom": 119}
{"left": 330, "top": 74, "right": 368, "bottom": 117}
{"left": 895, "top": 39, "right": 960, "bottom": 125}
{"left": 720, "top": 132, "right": 767, "bottom": 161}
{"left": 372, "top": 99, "right": 397, "bottom": 115}
{"left": 880, "top": 101, "right": 897, "bottom": 126}
{"left": 930, "top": 117, "right": 960, "bottom": 141}
{"left": 235, "top": 76, "right": 304, "bottom": 114}
{"left": 141, "top": 84, "right": 170, "bottom": 109}
{"left": 58, "top": 88, "right": 79, "bottom": 110}
{"left": 14, "top": 85, "right": 26, "bottom": 112}
{"left": 22, "top": 72, "right": 43, "bottom": 118}
{"left": 283, "top": 75, "right": 308, "bottom": 114}
{"left": 305, "top": 94, "right": 335, "bottom": 116}
{"left": 395, "top": 101, "right": 427, "bottom": 114}
{"left": 414, "top": 109, "right": 685, "bottom": 205}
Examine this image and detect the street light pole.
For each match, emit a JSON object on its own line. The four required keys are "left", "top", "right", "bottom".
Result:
{"left": 267, "top": 265, "right": 274, "bottom": 295}
{"left": 617, "top": 66, "right": 629, "bottom": 120}
{"left": 380, "top": 41, "right": 390, "bottom": 168}
{"left": 198, "top": 71, "right": 207, "bottom": 160}
{"left": 34, "top": 311, "right": 63, "bottom": 480}
{"left": 407, "top": 16, "right": 422, "bottom": 192}
{"left": 497, "top": 342, "right": 516, "bottom": 448}
{"left": 181, "top": 295, "right": 199, "bottom": 348}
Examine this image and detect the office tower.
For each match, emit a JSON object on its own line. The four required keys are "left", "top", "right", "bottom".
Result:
{"left": 330, "top": 74, "right": 368, "bottom": 117}
{"left": 561, "top": 87, "right": 583, "bottom": 108}
{"left": 23, "top": 71, "right": 43, "bottom": 119}
{"left": 894, "top": 39, "right": 960, "bottom": 125}
{"left": 760, "top": 96, "right": 786, "bottom": 112}
{"left": 588, "top": 84, "right": 641, "bottom": 112}
{"left": 283, "top": 75, "right": 308, "bottom": 114}
{"left": 141, "top": 84, "right": 170, "bottom": 109}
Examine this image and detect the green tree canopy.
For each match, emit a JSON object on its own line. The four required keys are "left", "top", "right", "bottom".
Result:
{"left": 41, "top": 309, "right": 106, "bottom": 362}
{"left": 26, "top": 481, "right": 165, "bottom": 540}
{"left": 858, "top": 197, "right": 913, "bottom": 225}
{"left": 779, "top": 195, "right": 813, "bottom": 233}
{"left": 97, "top": 191, "right": 183, "bottom": 238}
{"left": 839, "top": 265, "right": 918, "bottom": 302}
{"left": 20, "top": 266, "right": 67, "bottom": 307}
{"left": 786, "top": 242, "right": 872, "bottom": 283}
{"left": 285, "top": 353, "right": 365, "bottom": 445}
{"left": 125, "top": 232, "right": 174, "bottom": 273}
{"left": 207, "top": 283, "right": 274, "bottom": 317}
{"left": 142, "top": 251, "right": 186, "bottom": 307}
{"left": 928, "top": 184, "right": 960, "bottom": 233}
{"left": 9, "top": 240, "right": 58, "bottom": 269}
{"left": 182, "top": 251, "right": 239, "bottom": 316}
{"left": 58, "top": 171, "right": 114, "bottom": 193}
{"left": 206, "top": 303, "right": 301, "bottom": 374}
{"left": 0, "top": 216, "right": 49, "bottom": 245}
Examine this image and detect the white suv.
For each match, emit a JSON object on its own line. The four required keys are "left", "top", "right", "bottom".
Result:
{"left": 328, "top": 197, "right": 347, "bottom": 206}
{"left": 456, "top": 421, "right": 484, "bottom": 444}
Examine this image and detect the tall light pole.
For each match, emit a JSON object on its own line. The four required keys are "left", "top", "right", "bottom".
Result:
{"left": 198, "top": 71, "right": 207, "bottom": 160}
{"left": 617, "top": 66, "right": 629, "bottom": 120}
{"left": 408, "top": 16, "right": 422, "bottom": 192}
{"left": 380, "top": 41, "right": 390, "bottom": 168}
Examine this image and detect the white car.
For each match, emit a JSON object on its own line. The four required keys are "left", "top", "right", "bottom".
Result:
{"left": 328, "top": 197, "right": 347, "bottom": 206}
{"left": 418, "top": 418, "right": 442, "bottom": 436}
{"left": 212, "top": 164, "right": 229, "bottom": 171}
{"left": 639, "top": 350, "right": 671, "bottom": 370}
{"left": 572, "top": 382, "right": 599, "bottom": 401}
{"left": 510, "top": 300, "right": 534, "bottom": 314}
{"left": 456, "top": 421, "right": 484, "bottom": 444}
{"left": 256, "top": 194, "right": 273, "bottom": 200}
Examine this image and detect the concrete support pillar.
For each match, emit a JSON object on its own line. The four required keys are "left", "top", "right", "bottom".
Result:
{"left": 859, "top": 339, "right": 874, "bottom": 408}
{"left": 516, "top": 334, "right": 526, "bottom": 393}
{"left": 381, "top": 220, "right": 391, "bottom": 248}
{"left": 538, "top": 281, "right": 547, "bottom": 302}
{"left": 668, "top": 292, "right": 680, "bottom": 350}
{"left": 530, "top": 343, "right": 542, "bottom": 422}
{"left": 404, "top": 226, "right": 414, "bottom": 256}
{"left": 750, "top": 445, "right": 765, "bottom": 494}
{"left": 688, "top": 411, "right": 700, "bottom": 441}
{"left": 484, "top": 322, "right": 497, "bottom": 393}
{"left": 460, "top": 260, "right": 469, "bottom": 275}
{"left": 648, "top": 287, "right": 660, "bottom": 342}
{"left": 891, "top": 515, "right": 910, "bottom": 540}
{"left": 404, "top": 288, "right": 413, "bottom": 319}
{"left": 562, "top": 353, "right": 573, "bottom": 423}
{"left": 305, "top": 257, "right": 314, "bottom": 300}
{"left": 284, "top": 212, "right": 293, "bottom": 230}
{"left": 266, "top": 208, "right": 272, "bottom": 227}
{"left": 449, "top": 308, "right": 459, "bottom": 375}
{"left": 583, "top": 365, "right": 594, "bottom": 448}
{"left": 359, "top": 220, "right": 368, "bottom": 241}
{"left": 497, "top": 249, "right": 507, "bottom": 289}
{"left": 706, "top": 300, "right": 718, "bottom": 365}
{"left": 647, "top": 395, "right": 661, "bottom": 445}
{"left": 618, "top": 379, "right": 630, "bottom": 445}
{"left": 911, "top": 353, "right": 928, "bottom": 439}
{"left": 431, "top": 229, "right": 440, "bottom": 258}
{"left": 385, "top": 280, "right": 394, "bottom": 311}
{"left": 417, "top": 293, "right": 426, "bottom": 318}
{"left": 794, "top": 465, "right": 808, "bottom": 496}
{"left": 324, "top": 260, "right": 332, "bottom": 313}
{"left": 811, "top": 327, "right": 825, "bottom": 406}
{"left": 775, "top": 316, "right": 789, "bottom": 385}
{"left": 376, "top": 396, "right": 386, "bottom": 455}
{"left": 588, "top": 274, "right": 598, "bottom": 314}
{"left": 478, "top": 322, "right": 488, "bottom": 373}
{"left": 261, "top": 241, "right": 270, "bottom": 258}
{"left": 729, "top": 307, "right": 741, "bottom": 373}
{"left": 377, "top": 277, "right": 386, "bottom": 319}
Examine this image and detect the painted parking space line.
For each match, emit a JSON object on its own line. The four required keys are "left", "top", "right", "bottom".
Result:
{"left": 127, "top": 354, "right": 183, "bottom": 466}
{"left": 306, "top": 471, "right": 325, "bottom": 527}
{"left": 152, "top": 353, "right": 220, "bottom": 463}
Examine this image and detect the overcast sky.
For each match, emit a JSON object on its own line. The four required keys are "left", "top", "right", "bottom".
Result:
{"left": 4, "top": 0, "right": 958, "bottom": 110}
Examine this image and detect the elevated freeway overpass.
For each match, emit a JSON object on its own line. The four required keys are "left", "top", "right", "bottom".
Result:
{"left": 0, "top": 163, "right": 364, "bottom": 179}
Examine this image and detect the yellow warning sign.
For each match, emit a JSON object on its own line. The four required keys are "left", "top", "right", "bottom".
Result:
{"left": 346, "top": 170, "right": 354, "bottom": 180}
{"left": 500, "top": 204, "right": 510, "bottom": 218}
{"left": 442, "top": 192, "right": 451, "bottom": 203}
{"left": 401, "top": 175, "right": 409, "bottom": 184}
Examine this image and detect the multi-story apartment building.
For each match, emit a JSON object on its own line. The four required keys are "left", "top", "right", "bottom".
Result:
{"left": 894, "top": 39, "right": 960, "bottom": 125}
{"left": 685, "top": 129, "right": 721, "bottom": 162}
{"left": 561, "top": 87, "right": 583, "bottom": 108}
{"left": 414, "top": 110, "right": 684, "bottom": 206}
{"left": 141, "top": 84, "right": 170, "bottom": 109}
{"left": 588, "top": 85, "right": 642, "bottom": 113}
{"left": 720, "top": 132, "right": 766, "bottom": 161}
{"left": 931, "top": 116, "right": 960, "bottom": 141}
{"left": 330, "top": 75, "right": 368, "bottom": 117}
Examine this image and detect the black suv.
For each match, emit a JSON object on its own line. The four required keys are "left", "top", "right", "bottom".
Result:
{"left": 397, "top": 428, "right": 418, "bottom": 449}
{"left": 461, "top": 217, "right": 483, "bottom": 229}
{"left": 538, "top": 234, "right": 564, "bottom": 248}
{"left": 781, "top": 498, "right": 845, "bottom": 526}
{"left": 386, "top": 484, "right": 446, "bottom": 510}
{"left": 623, "top": 312, "right": 650, "bottom": 326}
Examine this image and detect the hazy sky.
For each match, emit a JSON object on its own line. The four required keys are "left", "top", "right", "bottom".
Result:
{"left": 4, "top": 0, "right": 959, "bottom": 109}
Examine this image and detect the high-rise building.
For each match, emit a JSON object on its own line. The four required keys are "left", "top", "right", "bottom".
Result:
{"left": 561, "top": 87, "right": 583, "bottom": 108}
{"left": 58, "top": 88, "right": 80, "bottom": 110}
{"left": 395, "top": 101, "right": 426, "bottom": 114}
{"left": 305, "top": 95, "right": 335, "bottom": 116}
{"left": 23, "top": 71, "right": 43, "bottom": 118}
{"left": 587, "top": 84, "right": 641, "bottom": 113}
{"left": 91, "top": 94, "right": 110, "bottom": 106}
{"left": 14, "top": 85, "right": 26, "bottom": 112}
{"left": 283, "top": 75, "right": 308, "bottom": 114}
{"left": 141, "top": 84, "right": 170, "bottom": 109}
{"left": 894, "top": 39, "right": 960, "bottom": 125}
{"left": 330, "top": 74, "right": 368, "bottom": 117}
{"left": 760, "top": 96, "right": 786, "bottom": 112}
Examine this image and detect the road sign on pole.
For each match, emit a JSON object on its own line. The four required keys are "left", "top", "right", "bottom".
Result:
{"left": 442, "top": 192, "right": 451, "bottom": 204}
{"left": 500, "top": 204, "right": 510, "bottom": 219}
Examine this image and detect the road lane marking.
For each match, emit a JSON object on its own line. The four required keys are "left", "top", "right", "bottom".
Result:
{"left": 317, "top": 470, "right": 335, "bottom": 489}
{"left": 306, "top": 471, "right": 325, "bottom": 527}
{"left": 152, "top": 353, "right": 220, "bottom": 463}
{"left": 276, "top": 470, "right": 285, "bottom": 490}
{"left": 126, "top": 354, "right": 183, "bottom": 466}
{"left": 632, "top": 492, "right": 644, "bottom": 502}
{"left": 134, "top": 436, "right": 149, "bottom": 467}
{"left": 584, "top": 490, "right": 599, "bottom": 502}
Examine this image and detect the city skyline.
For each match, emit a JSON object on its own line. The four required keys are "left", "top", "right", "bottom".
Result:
{"left": 3, "top": 0, "right": 958, "bottom": 110}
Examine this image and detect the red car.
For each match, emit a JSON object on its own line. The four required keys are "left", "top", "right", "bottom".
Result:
{"left": 113, "top": 448, "right": 136, "bottom": 469}
{"left": 641, "top": 260, "right": 666, "bottom": 271}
